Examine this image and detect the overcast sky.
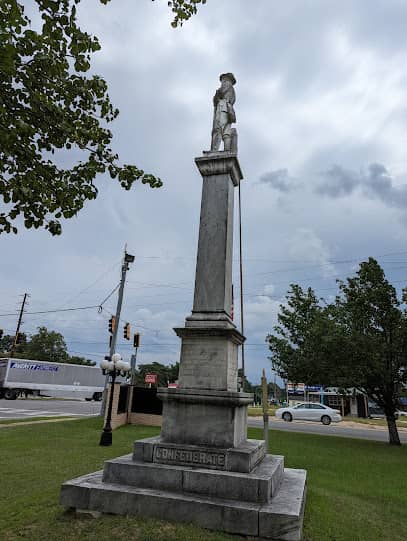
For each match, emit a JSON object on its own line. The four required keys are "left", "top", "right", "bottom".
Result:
{"left": 2, "top": 0, "right": 407, "bottom": 384}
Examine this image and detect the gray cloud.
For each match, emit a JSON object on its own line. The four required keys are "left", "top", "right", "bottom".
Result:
{"left": 317, "top": 163, "right": 407, "bottom": 209}
{"left": 3, "top": 0, "right": 407, "bottom": 385}
{"left": 259, "top": 169, "right": 296, "bottom": 192}
{"left": 316, "top": 164, "right": 361, "bottom": 197}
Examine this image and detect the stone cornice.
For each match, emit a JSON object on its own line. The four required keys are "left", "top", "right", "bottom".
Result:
{"left": 174, "top": 325, "right": 245, "bottom": 345}
{"left": 195, "top": 152, "right": 243, "bottom": 187}
{"left": 157, "top": 387, "right": 254, "bottom": 406}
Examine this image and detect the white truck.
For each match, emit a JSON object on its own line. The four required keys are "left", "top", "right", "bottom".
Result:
{"left": 0, "top": 357, "right": 106, "bottom": 401}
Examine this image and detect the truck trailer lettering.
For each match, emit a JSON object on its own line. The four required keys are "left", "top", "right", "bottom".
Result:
{"left": 10, "top": 362, "right": 59, "bottom": 372}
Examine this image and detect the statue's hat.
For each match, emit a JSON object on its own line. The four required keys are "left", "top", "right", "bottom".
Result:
{"left": 219, "top": 72, "right": 236, "bottom": 85}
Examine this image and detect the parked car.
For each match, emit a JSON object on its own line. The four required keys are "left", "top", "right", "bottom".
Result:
{"left": 275, "top": 402, "right": 342, "bottom": 425}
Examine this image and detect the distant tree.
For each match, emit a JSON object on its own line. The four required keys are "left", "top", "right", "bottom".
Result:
{"left": 0, "top": 332, "right": 27, "bottom": 356}
{"left": 0, "top": 334, "right": 14, "bottom": 354}
{"left": 133, "top": 361, "right": 179, "bottom": 387}
{"left": 267, "top": 284, "right": 337, "bottom": 387}
{"left": 267, "top": 259, "right": 407, "bottom": 446}
{"left": 23, "top": 326, "right": 69, "bottom": 363}
{"left": 67, "top": 354, "right": 96, "bottom": 366}
{"left": 242, "top": 377, "right": 283, "bottom": 404}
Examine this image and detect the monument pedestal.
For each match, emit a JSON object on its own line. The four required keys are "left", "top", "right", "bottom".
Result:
{"left": 61, "top": 451, "right": 306, "bottom": 540}
{"left": 60, "top": 148, "right": 306, "bottom": 540}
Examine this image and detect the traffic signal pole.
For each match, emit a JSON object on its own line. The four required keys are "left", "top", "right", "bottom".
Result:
{"left": 100, "top": 249, "right": 134, "bottom": 416}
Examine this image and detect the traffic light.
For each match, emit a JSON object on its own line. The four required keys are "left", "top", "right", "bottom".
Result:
{"left": 108, "top": 316, "right": 116, "bottom": 334}
{"left": 123, "top": 322, "right": 130, "bottom": 340}
{"left": 133, "top": 333, "right": 140, "bottom": 348}
{"left": 0, "top": 329, "right": 3, "bottom": 340}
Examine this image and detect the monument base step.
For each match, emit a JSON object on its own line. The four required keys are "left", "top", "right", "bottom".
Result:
{"left": 134, "top": 435, "right": 266, "bottom": 473}
{"left": 60, "top": 467, "right": 306, "bottom": 541}
{"left": 103, "top": 453, "right": 284, "bottom": 503}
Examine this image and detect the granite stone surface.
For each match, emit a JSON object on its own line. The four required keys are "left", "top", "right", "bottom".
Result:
{"left": 133, "top": 435, "right": 266, "bottom": 474}
{"left": 60, "top": 467, "right": 306, "bottom": 540}
{"left": 157, "top": 388, "right": 252, "bottom": 450}
{"left": 102, "top": 453, "right": 284, "bottom": 503}
{"left": 192, "top": 154, "right": 241, "bottom": 316}
{"left": 59, "top": 123, "right": 307, "bottom": 540}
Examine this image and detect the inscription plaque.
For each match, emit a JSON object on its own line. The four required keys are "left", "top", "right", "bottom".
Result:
{"left": 153, "top": 444, "right": 227, "bottom": 470}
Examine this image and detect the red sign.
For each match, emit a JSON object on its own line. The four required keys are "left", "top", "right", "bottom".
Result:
{"left": 144, "top": 373, "right": 157, "bottom": 384}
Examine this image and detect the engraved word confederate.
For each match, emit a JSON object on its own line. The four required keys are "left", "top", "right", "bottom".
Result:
{"left": 154, "top": 446, "right": 226, "bottom": 469}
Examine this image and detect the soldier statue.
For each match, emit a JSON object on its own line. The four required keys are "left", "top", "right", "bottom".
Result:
{"left": 210, "top": 73, "right": 237, "bottom": 152}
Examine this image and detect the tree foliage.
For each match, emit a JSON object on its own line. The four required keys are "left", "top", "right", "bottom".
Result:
{"left": 0, "top": 332, "right": 27, "bottom": 356}
{"left": 133, "top": 361, "right": 179, "bottom": 387}
{"left": 23, "top": 326, "right": 69, "bottom": 362}
{"left": 0, "top": 0, "right": 208, "bottom": 235}
{"left": 159, "top": 0, "right": 207, "bottom": 27}
{"left": 267, "top": 258, "right": 407, "bottom": 445}
{"left": 0, "top": 333, "right": 15, "bottom": 354}
{"left": 245, "top": 379, "right": 283, "bottom": 404}
{"left": 0, "top": 0, "right": 164, "bottom": 236}
{"left": 0, "top": 326, "right": 95, "bottom": 365}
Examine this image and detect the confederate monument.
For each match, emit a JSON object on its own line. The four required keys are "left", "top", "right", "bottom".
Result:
{"left": 211, "top": 72, "right": 237, "bottom": 152}
{"left": 60, "top": 74, "right": 307, "bottom": 540}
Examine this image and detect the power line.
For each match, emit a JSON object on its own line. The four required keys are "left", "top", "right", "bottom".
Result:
{"left": 57, "top": 260, "right": 121, "bottom": 309}
{"left": 0, "top": 283, "right": 122, "bottom": 318}
{"left": 0, "top": 305, "right": 100, "bottom": 317}
{"left": 120, "top": 249, "right": 407, "bottom": 263}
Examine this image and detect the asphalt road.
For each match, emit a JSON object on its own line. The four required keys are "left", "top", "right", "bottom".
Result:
{"left": 0, "top": 398, "right": 101, "bottom": 420}
{"left": 2, "top": 399, "right": 407, "bottom": 443}
{"left": 248, "top": 416, "right": 407, "bottom": 442}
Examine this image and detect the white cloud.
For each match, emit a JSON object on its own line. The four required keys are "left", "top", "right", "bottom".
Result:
{"left": 288, "top": 229, "right": 336, "bottom": 278}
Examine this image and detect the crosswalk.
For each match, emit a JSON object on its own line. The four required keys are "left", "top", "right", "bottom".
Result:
{"left": 0, "top": 407, "right": 96, "bottom": 420}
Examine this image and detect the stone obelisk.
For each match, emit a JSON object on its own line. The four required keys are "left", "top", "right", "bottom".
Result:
{"left": 60, "top": 73, "right": 307, "bottom": 541}
{"left": 157, "top": 72, "right": 258, "bottom": 462}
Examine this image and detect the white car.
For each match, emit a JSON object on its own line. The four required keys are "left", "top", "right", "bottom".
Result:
{"left": 275, "top": 402, "right": 342, "bottom": 425}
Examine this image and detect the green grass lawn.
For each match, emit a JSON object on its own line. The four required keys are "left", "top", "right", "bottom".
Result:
{"left": 247, "top": 406, "right": 277, "bottom": 416}
{"left": 1, "top": 418, "right": 406, "bottom": 541}
{"left": 345, "top": 416, "right": 407, "bottom": 428}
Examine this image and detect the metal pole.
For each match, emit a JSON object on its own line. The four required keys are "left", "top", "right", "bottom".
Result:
{"left": 100, "top": 369, "right": 117, "bottom": 446}
{"left": 261, "top": 369, "right": 269, "bottom": 452}
{"left": 238, "top": 179, "right": 245, "bottom": 384}
{"left": 101, "top": 249, "right": 132, "bottom": 416}
{"left": 130, "top": 348, "right": 138, "bottom": 385}
{"left": 10, "top": 293, "right": 28, "bottom": 358}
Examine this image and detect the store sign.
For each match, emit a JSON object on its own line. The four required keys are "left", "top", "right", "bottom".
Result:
{"left": 287, "top": 382, "right": 305, "bottom": 393}
{"left": 144, "top": 373, "right": 157, "bottom": 384}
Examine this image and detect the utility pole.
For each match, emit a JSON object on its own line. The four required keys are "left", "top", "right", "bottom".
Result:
{"left": 10, "top": 293, "right": 29, "bottom": 358}
{"left": 100, "top": 248, "right": 135, "bottom": 416}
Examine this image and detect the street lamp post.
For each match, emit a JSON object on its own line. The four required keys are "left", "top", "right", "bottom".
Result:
{"left": 99, "top": 353, "right": 130, "bottom": 446}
